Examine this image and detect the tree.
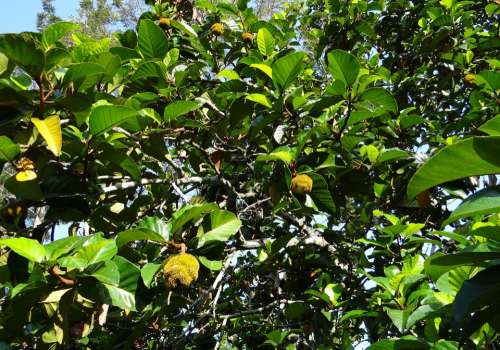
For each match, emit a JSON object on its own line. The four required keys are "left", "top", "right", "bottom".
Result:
{"left": 75, "top": 0, "right": 145, "bottom": 38}
{"left": 37, "top": 0, "right": 62, "bottom": 31}
{"left": 0, "top": 0, "right": 499, "bottom": 349}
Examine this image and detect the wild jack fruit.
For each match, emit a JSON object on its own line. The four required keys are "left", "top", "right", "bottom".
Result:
{"left": 291, "top": 174, "right": 313, "bottom": 195}
{"left": 163, "top": 253, "right": 199, "bottom": 288}
{"left": 211, "top": 23, "right": 224, "bottom": 36}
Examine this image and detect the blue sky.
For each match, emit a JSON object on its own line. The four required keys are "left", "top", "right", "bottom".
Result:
{"left": 0, "top": 0, "right": 80, "bottom": 33}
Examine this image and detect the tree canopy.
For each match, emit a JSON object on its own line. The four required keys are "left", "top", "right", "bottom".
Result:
{"left": 0, "top": 0, "right": 499, "bottom": 349}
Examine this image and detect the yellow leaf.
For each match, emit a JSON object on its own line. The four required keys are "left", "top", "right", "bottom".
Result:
{"left": 16, "top": 170, "right": 37, "bottom": 182}
{"left": 31, "top": 115, "right": 62, "bottom": 157}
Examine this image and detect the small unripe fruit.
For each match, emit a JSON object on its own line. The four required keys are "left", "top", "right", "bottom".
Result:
{"left": 242, "top": 32, "right": 253, "bottom": 42}
{"left": 163, "top": 253, "right": 199, "bottom": 288}
{"left": 291, "top": 174, "right": 313, "bottom": 195}
{"left": 159, "top": 17, "right": 171, "bottom": 29}
{"left": 464, "top": 73, "right": 476, "bottom": 86}
{"left": 211, "top": 23, "right": 224, "bottom": 36}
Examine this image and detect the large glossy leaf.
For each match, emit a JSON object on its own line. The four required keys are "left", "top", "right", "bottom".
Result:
{"left": 368, "top": 338, "right": 430, "bottom": 350}
{"left": 407, "top": 137, "right": 500, "bottom": 199}
{"left": 4, "top": 176, "right": 43, "bottom": 201}
{"left": 478, "top": 115, "right": 500, "bottom": 136}
{"left": 246, "top": 93, "right": 272, "bottom": 108}
{"left": 358, "top": 88, "right": 398, "bottom": 114}
{"left": 443, "top": 186, "right": 500, "bottom": 226}
{"left": 42, "top": 22, "right": 80, "bottom": 49}
{"left": 88, "top": 105, "right": 139, "bottom": 135}
{"left": 62, "top": 63, "right": 106, "bottom": 86}
{"left": 454, "top": 264, "right": 500, "bottom": 326}
{"left": 113, "top": 256, "right": 140, "bottom": 293}
{"left": 384, "top": 307, "right": 412, "bottom": 333}
{"left": 136, "top": 216, "right": 171, "bottom": 240}
{"left": 31, "top": 115, "right": 62, "bottom": 157}
{"left": 138, "top": 19, "right": 168, "bottom": 59}
{"left": 170, "top": 203, "right": 218, "bottom": 235}
{"left": 0, "top": 136, "right": 20, "bottom": 161}
{"left": 197, "top": 210, "right": 242, "bottom": 248}
{"left": 141, "top": 263, "right": 161, "bottom": 288}
{"left": 115, "top": 229, "right": 166, "bottom": 248}
{"left": 90, "top": 261, "right": 120, "bottom": 285}
{"left": 309, "top": 172, "right": 336, "bottom": 213}
{"left": 44, "top": 236, "right": 86, "bottom": 261}
{"left": 164, "top": 100, "right": 200, "bottom": 121}
{"left": 0, "top": 52, "right": 8, "bottom": 76}
{"left": 272, "top": 52, "right": 305, "bottom": 90}
{"left": 0, "top": 33, "right": 44, "bottom": 76}
{"left": 257, "top": 28, "right": 275, "bottom": 56}
{"left": 58, "top": 235, "right": 117, "bottom": 270}
{"left": 327, "top": 49, "right": 360, "bottom": 86}
{"left": 102, "top": 283, "right": 136, "bottom": 311}
{"left": 0, "top": 237, "right": 46, "bottom": 263}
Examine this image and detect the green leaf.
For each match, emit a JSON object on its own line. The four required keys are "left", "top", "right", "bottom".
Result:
{"left": 102, "top": 283, "right": 137, "bottom": 311}
{"left": 4, "top": 176, "right": 43, "bottom": 201}
{"left": 478, "top": 115, "right": 500, "bottom": 136}
{"left": 62, "top": 63, "right": 106, "bottom": 86}
{"left": 42, "top": 22, "right": 80, "bottom": 49}
{"left": 257, "top": 28, "right": 275, "bottom": 56}
{"left": 309, "top": 172, "right": 336, "bottom": 213}
{"left": 443, "top": 186, "right": 500, "bottom": 226}
{"left": 141, "top": 263, "right": 161, "bottom": 288}
{"left": 115, "top": 229, "right": 167, "bottom": 248}
{"left": 358, "top": 88, "right": 398, "bottom": 114}
{"left": 113, "top": 256, "right": 140, "bottom": 293}
{"left": 246, "top": 93, "right": 272, "bottom": 108}
{"left": 327, "top": 49, "right": 360, "bottom": 86}
{"left": 272, "top": 52, "right": 305, "bottom": 90}
{"left": 0, "top": 52, "right": 8, "bottom": 76}
{"left": 170, "top": 203, "right": 218, "bottom": 235}
{"left": 0, "top": 136, "right": 20, "bottom": 161}
{"left": 378, "top": 148, "right": 410, "bottom": 163}
{"left": 90, "top": 261, "right": 120, "bottom": 285}
{"left": 197, "top": 210, "right": 242, "bottom": 248}
{"left": 367, "top": 338, "right": 430, "bottom": 350}
{"left": 198, "top": 256, "right": 223, "bottom": 271}
{"left": 138, "top": 19, "right": 168, "bottom": 59}
{"left": 0, "top": 237, "right": 46, "bottom": 263}
{"left": 384, "top": 307, "right": 412, "bottom": 333}
{"left": 454, "top": 264, "right": 500, "bottom": 326}
{"left": 0, "top": 33, "right": 44, "bottom": 76}
{"left": 256, "top": 146, "right": 295, "bottom": 164}
{"left": 431, "top": 340, "right": 459, "bottom": 350}
{"left": 59, "top": 234, "right": 117, "bottom": 270}
{"left": 136, "top": 216, "right": 170, "bottom": 240}
{"left": 164, "top": 100, "right": 200, "bottom": 121}
{"left": 407, "top": 137, "right": 500, "bottom": 199}
{"left": 89, "top": 105, "right": 139, "bottom": 135}
{"left": 475, "top": 70, "right": 500, "bottom": 91}
{"left": 250, "top": 63, "right": 273, "bottom": 79}
{"left": 45, "top": 236, "right": 85, "bottom": 261}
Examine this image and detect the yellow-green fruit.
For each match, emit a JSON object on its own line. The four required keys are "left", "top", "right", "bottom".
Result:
{"left": 291, "top": 174, "right": 313, "bottom": 195}
{"left": 464, "top": 73, "right": 476, "bottom": 86}
{"left": 211, "top": 23, "right": 224, "bottom": 36}
{"left": 163, "top": 253, "right": 199, "bottom": 288}
{"left": 242, "top": 32, "right": 253, "bottom": 42}
{"left": 159, "top": 17, "right": 171, "bottom": 29}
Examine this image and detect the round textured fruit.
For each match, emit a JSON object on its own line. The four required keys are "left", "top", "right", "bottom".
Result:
{"left": 463, "top": 73, "right": 476, "bottom": 86}
{"left": 159, "top": 17, "right": 171, "bottom": 29}
{"left": 211, "top": 23, "right": 224, "bottom": 36}
{"left": 291, "top": 174, "right": 313, "bottom": 195}
{"left": 163, "top": 253, "right": 200, "bottom": 288}
{"left": 242, "top": 32, "right": 253, "bottom": 42}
